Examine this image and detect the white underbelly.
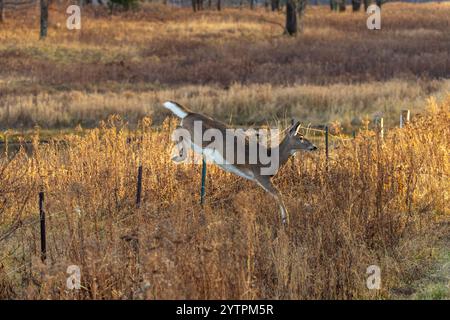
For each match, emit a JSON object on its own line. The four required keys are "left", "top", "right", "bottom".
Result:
{"left": 195, "top": 144, "right": 254, "bottom": 181}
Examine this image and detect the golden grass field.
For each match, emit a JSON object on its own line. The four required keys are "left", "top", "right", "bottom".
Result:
{"left": 0, "top": 2, "right": 449, "bottom": 299}
{"left": 0, "top": 3, "right": 449, "bottom": 130}
{"left": 0, "top": 97, "right": 448, "bottom": 299}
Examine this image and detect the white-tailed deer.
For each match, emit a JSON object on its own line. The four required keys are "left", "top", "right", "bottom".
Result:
{"left": 163, "top": 101, "right": 317, "bottom": 224}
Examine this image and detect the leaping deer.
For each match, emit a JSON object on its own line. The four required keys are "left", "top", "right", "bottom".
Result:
{"left": 163, "top": 101, "right": 317, "bottom": 224}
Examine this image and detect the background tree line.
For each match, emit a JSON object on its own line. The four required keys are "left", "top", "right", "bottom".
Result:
{"left": 0, "top": 0, "right": 388, "bottom": 39}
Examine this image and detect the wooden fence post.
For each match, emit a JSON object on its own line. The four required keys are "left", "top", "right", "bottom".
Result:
{"left": 376, "top": 117, "right": 384, "bottom": 140}
{"left": 200, "top": 157, "right": 207, "bottom": 206}
{"left": 39, "top": 191, "right": 46, "bottom": 262}
{"left": 400, "top": 109, "right": 410, "bottom": 128}
{"left": 136, "top": 164, "right": 143, "bottom": 208}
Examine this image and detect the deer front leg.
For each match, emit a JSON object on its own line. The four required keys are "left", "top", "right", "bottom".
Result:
{"left": 254, "top": 175, "right": 289, "bottom": 225}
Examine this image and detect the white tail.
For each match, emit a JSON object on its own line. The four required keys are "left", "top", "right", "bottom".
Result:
{"left": 163, "top": 101, "right": 189, "bottom": 119}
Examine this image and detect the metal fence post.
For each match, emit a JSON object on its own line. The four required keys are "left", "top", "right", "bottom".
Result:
{"left": 136, "top": 164, "right": 143, "bottom": 208}
{"left": 200, "top": 157, "right": 206, "bottom": 206}
{"left": 39, "top": 191, "right": 46, "bottom": 262}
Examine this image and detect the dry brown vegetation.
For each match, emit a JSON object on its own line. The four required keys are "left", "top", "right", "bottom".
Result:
{"left": 1, "top": 3, "right": 450, "bottom": 87}
{"left": 0, "top": 2, "right": 449, "bottom": 300}
{"left": 0, "top": 97, "right": 449, "bottom": 299}
{"left": 0, "top": 3, "right": 449, "bottom": 129}
{"left": 1, "top": 80, "right": 449, "bottom": 131}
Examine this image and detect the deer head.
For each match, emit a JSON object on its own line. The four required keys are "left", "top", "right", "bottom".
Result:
{"left": 285, "top": 121, "right": 317, "bottom": 153}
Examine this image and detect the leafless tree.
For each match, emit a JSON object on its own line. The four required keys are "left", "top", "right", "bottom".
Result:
{"left": 271, "top": 0, "right": 279, "bottom": 11}
{"left": 286, "top": 0, "right": 307, "bottom": 36}
{"left": 192, "top": 0, "right": 204, "bottom": 11}
{"left": 285, "top": 0, "right": 297, "bottom": 35}
{"left": 0, "top": 0, "right": 5, "bottom": 23}
{"left": 364, "top": 0, "right": 370, "bottom": 11}
{"left": 352, "top": 0, "right": 361, "bottom": 11}
{"left": 298, "top": 0, "right": 307, "bottom": 32}
{"left": 40, "top": 0, "right": 49, "bottom": 39}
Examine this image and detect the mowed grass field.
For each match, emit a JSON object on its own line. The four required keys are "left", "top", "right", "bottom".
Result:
{"left": 0, "top": 3, "right": 449, "bottom": 299}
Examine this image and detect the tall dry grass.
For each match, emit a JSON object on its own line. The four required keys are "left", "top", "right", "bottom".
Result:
{"left": 0, "top": 96, "right": 448, "bottom": 299}
{"left": 1, "top": 3, "right": 450, "bottom": 131}
{"left": 1, "top": 80, "right": 449, "bottom": 131}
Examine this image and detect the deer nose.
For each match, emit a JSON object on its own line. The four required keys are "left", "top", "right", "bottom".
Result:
{"left": 311, "top": 145, "right": 318, "bottom": 151}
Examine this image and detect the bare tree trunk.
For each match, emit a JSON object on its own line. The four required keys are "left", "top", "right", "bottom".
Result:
{"left": 363, "top": 0, "right": 370, "bottom": 11}
{"left": 376, "top": 0, "right": 382, "bottom": 8}
{"left": 338, "top": 0, "right": 346, "bottom": 11}
{"left": 298, "top": 0, "right": 307, "bottom": 33}
{"left": 285, "top": 0, "right": 297, "bottom": 36}
{"left": 217, "top": 0, "right": 221, "bottom": 10}
{"left": 271, "top": 0, "right": 279, "bottom": 11}
{"left": 0, "top": 0, "right": 4, "bottom": 23}
{"left": 352, "top": 0, "right": 361, "bottom": 11}
{"left": 250, "top": 0, "right": 254, "bottom": 10}
{"left": 40, "top": 0, "right": 49, "bottom": 39}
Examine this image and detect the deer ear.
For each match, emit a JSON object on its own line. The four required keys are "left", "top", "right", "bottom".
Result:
{"left": 288, "top": 121, "right": 301, "bottom": 136}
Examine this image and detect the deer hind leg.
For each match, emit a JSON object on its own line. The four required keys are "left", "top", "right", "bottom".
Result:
{"left": 171, "top": 125, "right": 189, "bottom": 163}
{"left": 254, "top": 175, "right": 289, "bottom": 225}
{"left": 171, "top": 140, "right": 187, "bottom": 163}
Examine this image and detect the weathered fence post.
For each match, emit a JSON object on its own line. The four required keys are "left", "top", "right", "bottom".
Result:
{"left": 39, "top": 191, "right": 46, "bottom": 262}
{"left": 375, "top": 117, "right": 384, "bottom": 140}
{"left": 136, "top": 164, "right": 143, "bottom": 208}
{"left": 200, "top": 157, "right": 207, "bottom": 206}
{"left": 325, "top": 125, "right": 329, "bottom": 161}
{"left": 400, "top": 109, "right": 410, "bottom": 128}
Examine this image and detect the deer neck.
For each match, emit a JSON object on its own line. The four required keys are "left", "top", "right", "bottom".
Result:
{"left": 272, "top": 135, "right": 294, "bottom": 169}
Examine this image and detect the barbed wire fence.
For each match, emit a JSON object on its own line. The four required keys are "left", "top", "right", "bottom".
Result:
{"left": 0, "top": 110, "right": 412, "bottom": 293}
